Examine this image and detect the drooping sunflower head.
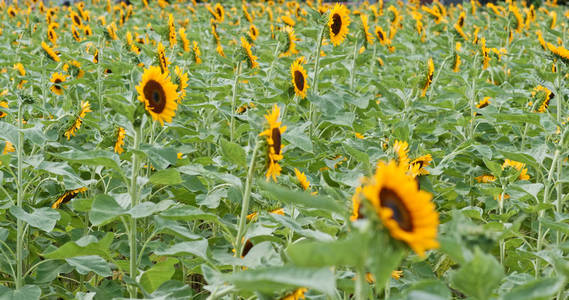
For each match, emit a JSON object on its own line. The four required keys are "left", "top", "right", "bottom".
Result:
{"left": 259, "top": 104, "right": 287, "bottom": 182}
{"left": 360, "top": 14, "right": 374, "bottom": 46}
{"left": 476, "top": 97, "right": 491, "bottom": 109}
{"left": 279, "top": 26, "right": 299, "bottom": 57}
{"left": 240, "top": 36, "right": 259, "bottom": 69}
{"left": 41, "top": 41, "right": 60, "bottom": 62}
{"left": 294, "top": 168, "right": 310, "bottom": 191}
{"left": 409, "top": 154, "right": 432, "bottom": 177}
{"left": 50, "top": 72, "right": 66, "bottom": 95}
{"left": 362, "top": 160, "right": 439, "bottom": 257}
{"left": 157, "top": 42, "right": 170, "bottom": 74}
{"left": 174, "top": 66, "right": 189, "bottom": 102}
{"left": 531, "top": 85, "right": 554, "bottom": 113}
{"left": 290, "top": 56, "right": 309, "bottom": 99}
{"left": 328, "top": 3, "right": 350, "bottom": 46}
{"left": 135, "top": 66, "right": 178, "bottom": 126}
{"left": 248, "top": 24, "right": 259, "bottom": 41}
{"left": 114, "top": 127, "right": 126, "bottom": 154}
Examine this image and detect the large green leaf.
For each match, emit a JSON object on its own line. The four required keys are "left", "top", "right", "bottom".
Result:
{"left": 154, "top": 239, "right": 209, "bottom": 261}
{"left": 43, "top": 233, "right": 114, "bottom": 260}
{"left": 502, "top": 277, "right": 564, "bottom": 300}
{"left": 139, "top": 258, "right": 178, "bottom": 293}
{"left": 259, "top": 181, "right": 345, "bottom": 214}
{"left": 66, "top": 255, "right": 112, "bottom": 277}
{"left": 0, "top": 285, "right": 41, "bottom": 300}
{"left": 89, "top": 194, "right": 127, "bottom": 226}
{"left": 53, "top": 150, "right": 123, "bottom": 176}
{"left": 9, "top": 206, "right": 60, "bottom": 232}
{"left": 150, "top": 168, "right": 183, "bottom": 185}
{"left": 220, "top": 138, "right": 247, "bottom": 168}
{"left": 287, "top": 234, "right": 367, "bottom": 267}
{"left": 451, "top": 249, "right": 504, "bottom": 300}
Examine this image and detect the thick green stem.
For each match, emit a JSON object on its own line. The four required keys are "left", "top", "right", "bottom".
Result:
{"left": 350, "top": 38, "right": 359, "bottom": 91}
{"left": 15, "top": 100, "right": 24, "bottom": 289}
{"left": 355, "top": 266, "right": 367, "bottom": 300}
{"left": 235, "top": 140, "right": 261, "bottom": 257}
{"left": 230, "top": 62, "right": 242, "bottom": 142}
{"left": 499, "top": 184, "right": 506, "bottom": 265}
{"left": 128, "top": 125, "right": 141, "bottom": 297}
{"left": 309, "top": 25, "right": 326, "bottom": 138}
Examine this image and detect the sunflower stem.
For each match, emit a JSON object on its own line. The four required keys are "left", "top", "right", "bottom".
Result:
{"left": 128, "top": 124, "right": 142, "bottom": 297}
{"left": 15, "top": 98, "right": 24, "bottom": 290}
{"left": 536, "top": 149, "right": 559, "bottom": 276}
{"left": 309, "top": 25, "right": 326, "bottom": 138}
{"left": 350, "top": 38, "right": 359, "bottom": 91}
{"left": 230, "top": 61, "right": 242, "bottom": 143}
{"left": 235, "top": 139, "right": 261, "bottom": 258}
{"left": 355, "top": 265, "right": 367, "bottom": 300}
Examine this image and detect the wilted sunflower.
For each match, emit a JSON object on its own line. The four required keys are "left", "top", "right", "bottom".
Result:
{"left": 114, "top": 127, "right": 126, "bottom": 154}
{"left": 421, "top": 58, "right": 434, "bottom": 97}
{"left": 50, "top": 72, "right": 66, "bottom": 95}
{"left": 174, "top": 66, "right": 189, "bottom": 102}
{"left": 136, "top": 66, "right": 178, "bottom": 126}
{"left": 362, "top": 160, "right": 439, "bottom": 257}
{"left": 328, "top": 3, "right": 350, "bottom": 46}
{"left": 41, "top": 41, "right": 60, "bottom": 62}
{"left": 259, "top": 104, "right": 287, "bottom": 182}
{"left": 290, "top": 56, "right": 309, "bottom": 99}
{"left": 240, "top": 37, "right": 258, "bottom": 68}
{"left": 52, "top": 187, "right": 87, "bottom": 209}
{"left": 248, "top": 24, "right": 259, "bottom": 41}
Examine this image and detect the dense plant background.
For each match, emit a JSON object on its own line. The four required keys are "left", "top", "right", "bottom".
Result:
{"left": 0, "top": 0, "right": 569, "bottom": 299}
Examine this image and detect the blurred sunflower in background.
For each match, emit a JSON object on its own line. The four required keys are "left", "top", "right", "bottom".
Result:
{"left": 328, "top": 3, "right": 350, "bottom": 46}
{"left": 290, "top": 56, "right": 308, "bottom": 98}
{"left": 50, "top": 72, "right": 66, "bottom": 95}
{"left": 259, "top": 104, "right": 286, "bottom": 182}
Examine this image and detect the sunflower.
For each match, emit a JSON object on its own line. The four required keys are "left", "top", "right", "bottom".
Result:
{"left": 360, "top": 14, "right": 374, "bottom": 46}
{"left": 536, "top": 30, "right": 546, "bottom": 50}
{"left": 192, "top": 41, "right": 202, "bottom": 64}
{"left": 476, "top": 97, "right": 491, "bottom": 109}
{"left": 78, "top": 101, "right": 92, "bottom": 119}
{"left": 240, "top": 37, "right": 258, "bottom": 68}
{"left": 179, "top": 28, "right": 190, "bottom": 52}
{"left": 475, "top": 175, "right": 496, "bottom": 183}
{"left": 136, "top": 66, "right": 178, "bottom": 126}
{"left": 84, "top": 25, "right": 93, "bottom": 36}
{"left": 453, "top": 42, "right": 461, "bottom": 72}
{"left": 106, "top": 23, "right": 118, "bottom": 40}
{"left": 248, "top": 24, "right": 259, "bottom": 41}
{"left": 375, "top": 26, "right": 388, "bottom": 45}
{"left": 157, "top": 42, "right": 171, "bottom": 74}
{"left": 362, "top": 160, "right": 439, "bottom": 257}
{"left": 216, "top": 41, "right": 225, "bottom": 57}
{"left": 502, "top": 159, "right": 530, "bottom": 180}
{"left": 126, "top": 31, "right": 140, "bottom": 55}
{"left": 114, "top": 127, "right": 126, "bottom": 154}
{"left": 282, "top": 14, "right": 295, "bottom": 27}
{"left": 93, "top": 48, "right": 99, "bottom": 64}
{"left": 41, "top": 41, "right": 60, "bottom": 62}
{"left": 168, "top": 14, "right": 176, "bottom": 47}
{"left": 174, "top": 66, "right": 189, "bottom": 102}
{"left": 214, "top": 3, "right": 224, "bottom": 22}
{"left": 290, "top": 56, "right": 309, "bottom": 99}
{"left": 294, "top": 168, "right": 310, "bottom": 191}
{"left": 242, "top": 4, "right": 254, "bottom": 22}
{"left": 47, "top": 22, "right": 58, "bottom": 45}
{"left": 50, "top": 72, "right": 66, "bottom": 95}
{"left": 70, "top": 10, "right": 83, "bottom": 28}
{"left": 71, "top": 25, "right": 82, "bottom": 42}
{"left": 13, "top": 63, "right": 25, "bottom": 76}
{"left": 259, "top": 104, "right": 287, "bottom": 182}
{"left": 2, "top": 141, "right": 15, "bottom": 155}
{"left": 409, "top": 154, "right": 432, "bottom": 177}
{"left": 0, "top": 101, "right": 7, "bottom": 118}
{"left": 52, "top": 187, "right": 87, "bottom": 209}
{"left": 453, "top": 12, "right": 468, "bottom": 41}
{"left": 421, "top": 58, "right": 434, "bottom": 97}
{"left": 532, "top": 85, "right": 554, "bottom": 113}
{"left": 280, "top": 26, "right": 299, "bottom": 57}
{"left": 392, "top": 140, "right": 410, "bottom": 168}
{"left": 281, "top": 288, "right": 307, "bottom": 300}
{"left": 328, "top": 3, "right": 350, "bottom": 46}
{"left": 547, "top": 42, "right": 569, "bottom": 63}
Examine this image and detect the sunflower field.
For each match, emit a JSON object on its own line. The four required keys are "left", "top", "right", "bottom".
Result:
{"left": 2, "top": 0, "right": 569, "bottom": 298}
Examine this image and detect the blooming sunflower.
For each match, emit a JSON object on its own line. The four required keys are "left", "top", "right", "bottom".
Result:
{"left": 502, "top": 159, "right": 530, "bottom": 180}
{"left": 242, "top": 4, "right": 254, "bottom": 23}
{"left": 328, "top": 3, "right": 350, "bottom": 46}
{"left": 282, "top": 14, "right": 295, "bottom": 27}
{"left": 71, "top": 25, "right": 82, "bottom": 42}
{"left": 2, "top": 141, "right": 15, "bottom": 155}
{"left": 174, "top": 66, "right": 189, "bottom": 102}
{"left": 409, "top": 154, "right": 432, "bottom": 177}
{"left": 392, "top": 140, "right": 410, "bottom": 168}
{"left": 453, "top": 42, "right": 461, "bottom": 73}
{"left": 52, "top": 187, "right": 87, "bottom": 209}
{"left": 114, "top": 127, "right": 126, "bottom": 154}
{"left": 70, "top": 10, "right": 83, "bottom": 28}
{"left": 290, "top": 56, "right": 309, "bottom": 99}
{"left": 240, "top": 37, "right": 258, "bottom": 68}
{"left": 41, "top": 41, "right": 60, "bottom": 62}
{"left": 294, "top": 168, "right": 310, "bottom": 191}
{"left": 157, "top": 42, "right": 170, "bottom": 74}
{"left": 375, "top": 26, "right": 388, "bottom": 45}
{"left": 362, "top": 160, "right": 439, "bottom": 257}
{"left": 476, "top": 97, "right": 491, "bottom": 109}
{"left": 0, "top": 101, "right": 7, "bottom": 118}
{"left": 280, "top": 27, "right": 299, "bottom": 57}
{"left": 532, "top": 85, "right": 554, "bottom": 113}
{"left": 47, "top": 22, "right": 58, "bottom": 45}
{"left": 360, "top": 14, "right": 374, "bottom": 46}
{"left": 168, "top": 14, "right": 176, "bottom": 48}
{"left": 281, "top": 288, "right": 307, "bottom": 300}
{"left": 192, "top": 41, "right": 202, "bottom": 64}
{"left": 475, "top": 175, "right": 496, "bottom": 183}
{"left": 179, "top": 28, "right": 190, "bottom": 52}
{"left": 106, "top": 23, "right": 118, "bottom": 40}
{"left": 136, "top": 66, "right": 178, "bottom": 126}
{"left": 259, "top": 104, "right": 287, "bottom": 182}
{"left": 248, "top": 24, "right": 259, "bottom": 41}
{"left": 13, "top": 63, "right": 25, "bottom": 76}
{"left": 214, "top": 3, "right": 224, "bottom": 22}
{"left": 421, "top": 58, "right": 434, "bottom": 97}
{"left": 50, "top": 72, "right": 66, "bottom": 95}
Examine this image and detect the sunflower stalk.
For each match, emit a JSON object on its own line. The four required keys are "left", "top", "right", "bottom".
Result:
{"left": 128, "top": 123, "right": 142, "bottom": 297}
{"left": 309, "top": 25, "right": 326, "bottom": 138}
{"left": 235, "top": 139, "right": 261, "bottom": 259}
{"left": 536, "top": 148, "right": 559, "bottom": 276}
{"left": 355, "top": 265, "right": 367, "bottom": 300}
{"left": 15, "top": 98, "right": 24, "bottom": 289}
{"left": 350, "top": 35, "right": 360, "bottom": 91}
{"left": 230, "top": 61, "right": 242, "bottom": 143}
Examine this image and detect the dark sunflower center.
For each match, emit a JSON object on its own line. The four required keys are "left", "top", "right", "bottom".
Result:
{"left": 377, "top": 30, "right": 384, "bottom": 41}
{"left": 271, "top": 127, "right": 281, "bottom": 155}
{"left": 242, "top": 239, "right": 253, "bottom": 257}
{"left": 252, "top": 27, "right": 257, "bottom": 36}
{"left": 379, "top": 188, "right": 413, "bottom": 231}
{"left": 143, "top": 80, "right": 167, "bottom": 114}
{"left": 458, "top": 16, "right": 464, "bottom": 27}
{"left": 54, "top": 78, "right": 62, "bottom": 84}
{"left": 331, "top": 13, "right": 342, "bottom": 35}
{"left": 216, "top": 8, "right": 222, "bottom": 17}
{"left": 74, "top": 15, "right": 81, "bottom": 25}
{"left": 294, "top": 70, "right": 304, "bottom": 91}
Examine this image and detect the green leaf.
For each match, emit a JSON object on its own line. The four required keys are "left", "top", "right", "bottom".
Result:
{"left": 154, "top": 239, "right": 209, "bottom": 260}
{"left": 225, "top": 266, "right": 336, "bottom": 296}
{"left": 150, "top": 168, "right": 182, "bottom": 185}
{"left": 287, "top": 234, "right": 367, "bottom": 267}
{"left": 9, "top": 206, "right": 60, "bottom": 232}
{"left": 53, "top": 150, "right": 123, "bottom": 176}
{"left": 139, "top": 144, "right": 178, "bottom": 170}
{"left": 284, "top": 123, "right": 313, "bottom": 153}
{"left": 43, "top": 233, "right": 114, "bottom": 260}
{"left": 259, "top": 181, "right": 344, "bottom": 214}
{"left": 139, "top": 258, "right": 178, "bottom": 293}
{"left": 34, "top": 260, "right": 73, "bottom": 284}
{"left": 483, "top": 159, "right": 502, "bottom": 178}
{"left": 0, "top": 285, "right": 41, "bottom": 300}
{"left": 220, "top": 139, "right": 247, "bottom": 168}
{"left": 89, "top": 194, "right": 127, "bottom": 226}
{"left": 502, "top": 277, "right": 564, "bottom": 300}
{"left": 66, "top": 255, "right": 112, "bottom": 277}
{"left": 343, "top": 144, "right": 370, "bottom": 170}
{"left": 451, "top": 249, "right": 504, "bottom": 300}
{"left": 128, "top": 200, "right": 175, "bottom": 219}
{"left": 160, "top": 205, "right": 220, "bottom": 223}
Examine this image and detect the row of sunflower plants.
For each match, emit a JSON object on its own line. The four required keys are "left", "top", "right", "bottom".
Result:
{"left": 1, "top": 0, "right": 569, "bottom": 299}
